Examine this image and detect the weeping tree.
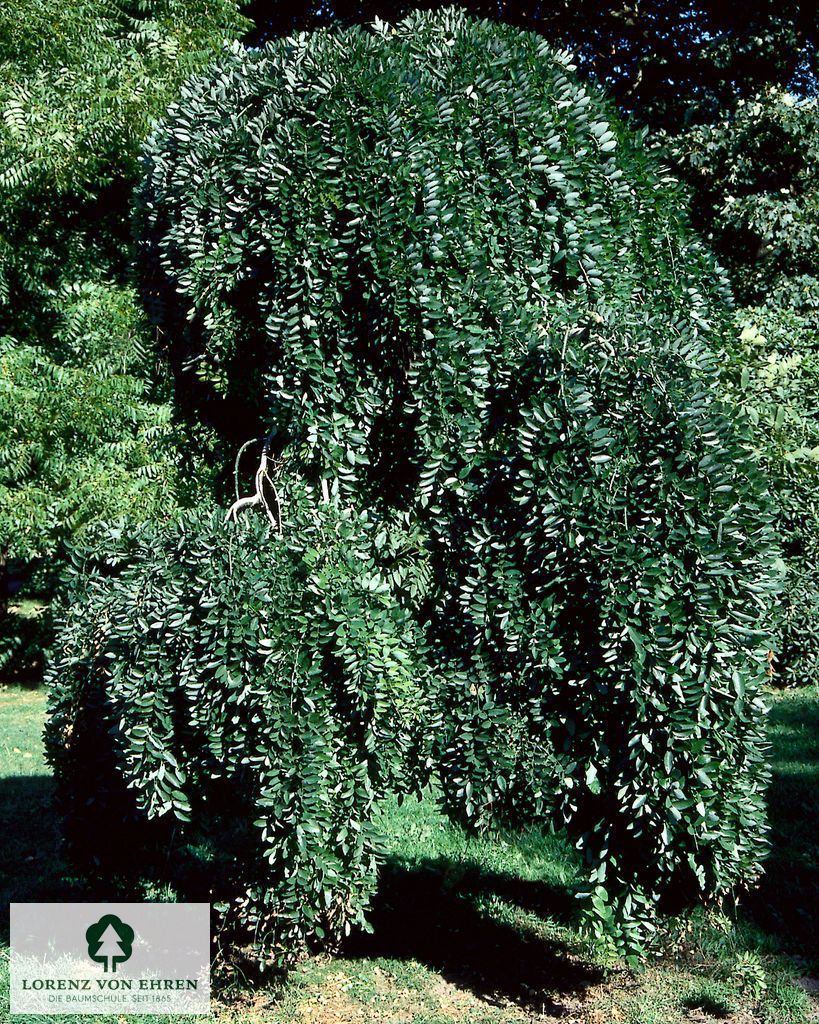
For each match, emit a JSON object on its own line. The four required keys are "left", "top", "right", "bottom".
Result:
{"left": 241, "top": 1, "right": 819, "bottom": 695}
{"left": 49, "top": 9, "right": 780, "bottom": 960}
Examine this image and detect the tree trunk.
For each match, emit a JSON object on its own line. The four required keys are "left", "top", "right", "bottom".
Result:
{"left": 0, "top": 547, "right": 8, "bottom": 623}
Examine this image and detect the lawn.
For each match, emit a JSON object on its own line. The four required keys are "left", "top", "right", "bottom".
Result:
{"left": 0, "top": 685, "right": 816, "bottom": 1024}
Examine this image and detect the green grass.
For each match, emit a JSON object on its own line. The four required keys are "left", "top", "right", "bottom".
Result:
{"left": 0, "top": 685, "right": 816, "bottom": 1024}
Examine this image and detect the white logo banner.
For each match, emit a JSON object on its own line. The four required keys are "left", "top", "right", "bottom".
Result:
{"left": 10, "top": 902, "right": 210, "bottom": 1015}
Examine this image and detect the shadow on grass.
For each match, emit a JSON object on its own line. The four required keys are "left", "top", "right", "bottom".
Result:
{"left": 344, "top": 856, "right": 600, "bottom": 1013}
{"left": 0, "top": 768, "right": 597, "bottom": 1011}
{"left": 0, "top": 774, "right": 68, "bottom": 942}
{"left": 744, "top": 693, "right": 819, "bottom": 960}
{"left": 0, "top": 772, "right": 172, "bottom": 945}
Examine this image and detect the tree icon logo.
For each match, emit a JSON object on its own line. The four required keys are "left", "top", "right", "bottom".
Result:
{"left": 85, "top": 914, "right": 135, "bottom": 973}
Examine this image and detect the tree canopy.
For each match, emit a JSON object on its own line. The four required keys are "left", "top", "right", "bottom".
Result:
{"left": 112, "top": 9, "right": 783, "bottom": 951}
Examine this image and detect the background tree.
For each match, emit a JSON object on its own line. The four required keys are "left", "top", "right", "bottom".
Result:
{"left": 668, "top": 93, "right": 819, "bottom": 684}
{"left": 0, "top": 0, "right": 248, "bottom": 670}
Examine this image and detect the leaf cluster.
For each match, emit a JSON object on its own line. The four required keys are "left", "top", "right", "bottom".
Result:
{"left": 45, "top": 488, "right": 432, "bottom": 966}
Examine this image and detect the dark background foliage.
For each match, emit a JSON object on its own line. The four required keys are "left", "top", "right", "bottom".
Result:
{"left": 245, "top": 1, "right": 817, "bottom": 131}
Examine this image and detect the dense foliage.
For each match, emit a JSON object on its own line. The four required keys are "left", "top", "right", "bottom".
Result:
{"left": 0, "top": 0, "right": 247, "bottom": 667}
{"left": 128, "top": 10, "right": 780, "bottom": 951}
{"left": 45, "top": 490, "right": 431, "bottom": 966}
{"left": 720, "top": 307, "right": 819, "bottom": 687}
{"left": 669, "top": 94, "right": 819, "bottom": 685}
{"left": 242, "top": 0, "right": 819, "bottom": 697}
{"left": 0, "top": 0, "right": 248, "bottom": 332}
{"left": 669, "top": 92, "right": 819, "bottom": 309}
{"left": 0, "top": 288, "right": 176, "bottom": 563}
{"left": 0, "top": 0, "right": 246, "bottom": 585}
